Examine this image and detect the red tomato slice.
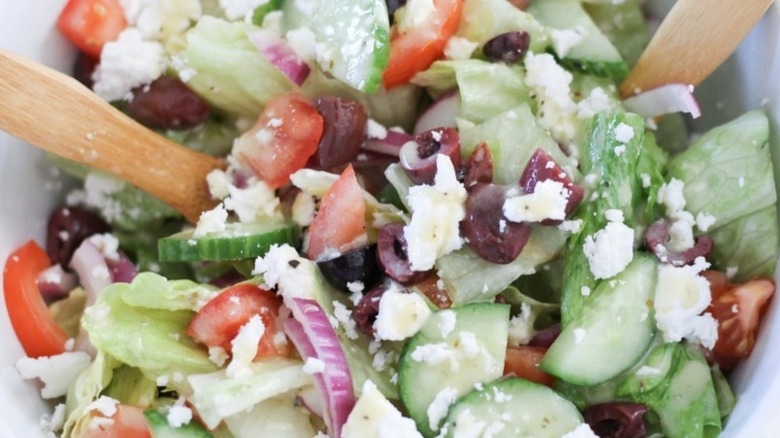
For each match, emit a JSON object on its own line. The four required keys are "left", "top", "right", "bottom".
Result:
{"left": 186, "top": 283, "right": 291, "bottom": 359}
{"left": 307, "top": 165, "right": 367, "bottom": 260}
{"left": 83, "top": 404, "right": 151, "bottom": 438}
{"left": 57, "top": 0, "right": 127, "bottom": 59}
{"left": 503, "top": 345, "right": 555, "bottom": 387}
{"left": 3, "top": 240, "right": 69, "bottom": 358}
{"left": 704, "top": 270, "right": 775, "bottom": 370}
{"left": 233, "top": 93, "right": 324, "bottom": 189}
{"left": 382, "top": 0, "right": 464, "bottom": 88}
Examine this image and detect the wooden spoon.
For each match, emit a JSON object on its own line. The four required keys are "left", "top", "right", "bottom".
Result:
{"left": 0, "top": 49, "right": 224, "bottom": 223}
{"left": 620, "top": 0, "right": 774, "bottom": 98}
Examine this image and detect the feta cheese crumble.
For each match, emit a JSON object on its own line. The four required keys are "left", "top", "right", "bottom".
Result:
{"left": 507, "top": 303, "right": 535, "bottom": 346}
{"left": 524, "top": 52, "right": 578, "bottom": 143}
{"left": 444, "top": 36, "right": 479, "bottom": 60}
{"left": 551, "top": 27, "right": 585, "bottom": 58}
{"left": 503, "top": 180, "right": 570, "bottom": 223}
{"left": 92, "top": 28, "right": 165, "bottom": 102}
{"left": 219, "top": 0, "right": 269, "bottom": 20}
{"left": 342, "top": 380, "right": 422, "bottom": 438}
{"left": 614, "top": 122, "right": 635, "bottom": 143}
{"left": 167, "top": 397, "right": 193, "bottom": 427}
{"left": 253, "top": 244, "right": 319, "bottom": 307}
{"left": 223, "top": 179, "right": 281, "bottom": 223}
{"left": 16, "top": 352, "right": 91, "bottom": 399}
{"left": 583, "top": 212, "right": 634, "bottom": 279}
{"left": 303, "top": 357, "right": 326, "bottom": 374}
{"left": 427, "top": 387, "right": 459, "bottom": 432}
{"left": 227, "top": 314, "right": 266, "bottom": 378}
{"left": 374, "top": 286, "right": 432, "bottom": 341}
{"left": 193, "top": 203, "right": 228, "bottom": 238}
{"left": 404, "top": 155, "right": 467, "bottom": 271}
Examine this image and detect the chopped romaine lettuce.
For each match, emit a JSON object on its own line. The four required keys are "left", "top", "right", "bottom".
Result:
{"left": 102, "top": 365, "right": 158, "bottom": 407}
{"left": 224, "top": 395, "right": 315, "bottom": 438}
{"left": 583, "top": 0, "right": 650, "bottom": 67}
{"left": 119, "top": 272, "right": 219, "bottom": 312}
{"left": 63, "top": 353, "right": 122, "bottom": 437}
{"left": 456, "top": 0, "right": 550, "bottom": 53}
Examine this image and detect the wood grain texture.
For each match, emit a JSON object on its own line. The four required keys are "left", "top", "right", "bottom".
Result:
{"left": 620, "top": 0, "right": 773, "bottom": 97}
{"left": 0, "top": 49, "right": 224, "bottom": 223}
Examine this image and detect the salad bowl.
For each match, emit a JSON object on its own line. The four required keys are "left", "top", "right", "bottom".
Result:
{"left": 1, "top": 0, "right": 780, "bottom": 437}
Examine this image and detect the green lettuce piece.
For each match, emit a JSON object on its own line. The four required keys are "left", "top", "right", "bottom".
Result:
{"left": 710, "top": 365, "right": 736, "bottom": 418}
{"left": 119, "top": 272, "right": 219, "bottom": 311}
{"left": 103, "top": 365, "right": 158, "bottom": 407}
{"left": 224, "top": 395, "right": 315, "bottom": 438}
{"left": 636, "top": 132, "right": 669, "bottom": 223}
{"left": 500, "top": 285, "right": 560, "bottom": 330}
{"left": 63, "top": 353, "right": 122, "bottom": 437}
{"left": 182, "top": 16, "right": 295, "bottom": 117}
{"left": 584, "top": 0, "right": 650, "bottom": 67}
{"left": 456, "top": 0, "right": 550, "bottom": 53}
{"left": 412, "top": 59, "right": 534, "bottom": 124}
{"left": 82, "top": 278, "right": 218, "bottom": 380}
{"left": 459, "top": 104, "right": 578, "bottom": 185}
{"left": 667, "top": 110, "right": 778, "bottom": 281}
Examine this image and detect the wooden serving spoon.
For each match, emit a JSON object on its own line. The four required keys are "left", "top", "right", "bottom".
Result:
{"left": 620, "top": 0, "right": 774, "bottom": 98}
{"left": 0, "top": 49, "right": 224, "bottom": 223}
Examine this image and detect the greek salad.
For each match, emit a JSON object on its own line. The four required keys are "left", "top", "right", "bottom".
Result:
{"left": 4, "top": 0, "right": 778, "bottom": 437}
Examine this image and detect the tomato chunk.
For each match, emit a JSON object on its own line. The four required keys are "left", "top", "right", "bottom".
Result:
{"left": 703, "top": 270, "right": 775, "bottom": 370}
{"left": 382, "top": 0, "right": 463, "bottom": 88}
{"left": 57, "top": 0, "right": 127, "bottom": 58}
{"left": 307, "top": 165, "right": 367, "bottom": 260}
{"left": 233, "top": 93, "right": 324, "bottom": 189}
{"left": 3, "top": 240, "right": 69, "bottom": 358}
{"left": 187, "top": 283, "right": 291, "bottom": 359}
{"left": 83, "top": 404, "right": 151, "bottom": 438}
{"left": 503, "top": 345, "right": 555, "bottom": 387}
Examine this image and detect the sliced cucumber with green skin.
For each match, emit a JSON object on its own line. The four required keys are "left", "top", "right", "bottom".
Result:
{"left": 541, "top": 255, "right": 657, "bottom": 386}
{"left": 283, "top": 0, "right": 390, "bottom": 93}
{"left": 528, "top": 0, "right": 629, "bottom": 78}
{"left": 158, "top": 222, "right": 300, "bottom": 262}
{"left": 144, "top": 409, "right": 214, "bottom": 438}
{"left": 441, "top": 378, "right": 583, "bottom": 438}
{"left": 398, "top": 304, "right": 510, "bottom": 437}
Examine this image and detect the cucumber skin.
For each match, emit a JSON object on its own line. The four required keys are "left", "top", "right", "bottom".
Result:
{"left": 158, "top": 223, "right": 301, "bottom": 262}
{"left": 144, "top": 409, "right": 214, "bottom": 438}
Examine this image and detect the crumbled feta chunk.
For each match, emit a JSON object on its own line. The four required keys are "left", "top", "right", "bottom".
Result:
{"left": 577, "top": 87, "right": 614, "bottom": 119}
{"left": 604, "top": 208, "right": 624, "bottom": 223}
{"left": 193, "top": 203, "right": 228, "bottom": 238}
{"left": 285, "top": 26, "right": 318, "bottom": 61}
{"left": 41, "top": 403, "right": 67, "bottom": 435}
{"left": 333, "top": 301, "right": 359, "bottom": 340}
{"left": 366, "top": 119, "right": 388, "bottom": 139}
{"left": 410, "top": 343, "right": 454, "bottom": 366}
{"left": 551, "top": 27, "right": 585, "bottom": 58}
{"left": 88, "top": 233, "right": 120, "bottom": 261}
{"left": 374, "top": 287, "right": 432, "bottom": 341}
{"left": 253, "top": 244, "right": 319, "bottom": 306}
{"left": 583, "top": 219, "right": 634, "bottom": 280}
{"left": 614, "top": 122, "right": 635, "bottom": 143}
{"left": 206, "top": 169, "right": 231, "bottom": 200}
{"left": 581, "top": 286, "right": 591, "bottom": 297}
{"left": 404, "top": 155, "right": 467, "bottom": 271}
{"left": 507, "top": 303, "right": 535, "bottom": 346}
{"left": 397, "top": 0, "right": 436, "bottom": 33}
{"left": 695, "top": 212, "right": 716, "bottom": 232}
{"left": 524, "top": 52, "right": 578, "bottom": 143}
{"left": 16, "top": 352, "right": 91, "bottom": 399}
{"left": 93, "top": 28, "right": 165, "bottom": 102}
{"left": 667, "top": 219, "right": 695, "bottom": 252}
{"left": 223, "top": 179, "right": 281, "bottom": 223}
{"left": 226, "top": 314, "right": 266, "bottom": 378}
{"left": 562, "top": 423, "right": 600, "bottom": 438}
{"left": 88, "top": 396, "right": 119, "bottom": 418}
{"left": 427, "top": 387, "right": 458, "bottom": 432}
{"left": 303, "top": 357, "right": 325, "bottom": 374}
{"left": 342, "top": 380, "right": 422, "bottom": 438}
{"left": 208, "top": 346, "right": 228, "bottom": 367}
{"left": 503, "top": 179, "right": 570, "bottom": 223}
{"left": 444, "top": 36, "right": 479, "bottom": 60}
{"left": 167, "top": 397, "right": 193, "bottom": 427}
{"left": 657, "top": 178, "right": 687, "bottom": 217}
{"left": 640, "top": 173, "right": 652, "bottom": 188}
{"left": 438, "top": 310, "right": 457, "bottom": 338}
{"left": 559, "top": 219, "right": 583, "bottom": 234}
{"left": 291, "top": 192, "right": 316, "bottom": 227}
{"left": 219, "top": 0, "right": 269, "bottom": 20}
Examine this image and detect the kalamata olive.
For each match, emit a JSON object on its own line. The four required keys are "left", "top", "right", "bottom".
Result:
{"left": 46, "top": 205, "right": 111, "bottom": 268}
{"left": 399, "top": 127, "right": 461, "bottom": 185}
{"left": 527, "top": 323, "right": 561, "bottom": 348}
{"left": 309, "top": 96, "right": 368, "bottom": 170}
{"left": 128, "top": 76, "right": 210, "bottom": 130}
{"left": 385, "top": 0, "right": 407, "bottom": 24}
{"left": 583, "top": 402, "right": 649, "bottom": 438}
{"left": 462, "top": 141, "right": 494, "bottom": 187}
{"left": 317, "top": 244, "right": 382, "bottom": 292}
{"left": 483, "top": 31, "right": 531, "bottom": 64}
{"left": 412, "top": 275, "right": 452, "bottom": 309}
{"left": 377, "top": 223, "right": 429, "bottom": 285}
{"left": 461, "top": 183, "right": 532, "bottom": 264}
{"left": 519, "top": 148, "right": 584, "bottom": 224}
{"left": 72, "top": 51, "right": 98, "bottom": 89}
{"left": 645, "top": 219, "right": 714, "bottom": 266}
{"left": 107, "top": 252, "right": 138, "bottom": 283}
{"left": 353, "top": 285, "right": 387, "bottom": 336}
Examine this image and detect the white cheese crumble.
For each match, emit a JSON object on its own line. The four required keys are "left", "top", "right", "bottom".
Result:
{"left": 167, "top": 397, "right": 193, "bottom": 427}
{"left": 291, "top": 192, "right": 317, "bottom": 227}
{"left": 427, "top": 387, "right": 459, "bottom": 432}
{"left": 223, "top": 179, "right": 281, "bottom": 223}
{"left": 614, "top": 122, "right": 635, "bottom": 143}
{"left": 577, "top": 87, "right": 614, "bottom": 119}
{"left": 206, "top": 169, "right": 231, "bottom": 200}
{"left": 503, "top": 180, "right": 570, "bottom": 223}
{"left": 404, "top": 155, "right": 467, "bottom": 271}
{"left": 654, "top": 258, "right": 719, "bottom": 349}
{"left": 16, "top": 352, "right": 91, "bottom": 399}
{"left": 334, "top": 301, "right": 359, "bottom": 340}
{"left": 559, "top": 219, "right": 583, "bottom": 234}
{"left": 342, "top": 380, "right": 423, "bottom": 438}
{"left": 668, "top": 219, "right": 695, "bottom": 252}
{"left": 227, "top": 314, "right": 266, "bottom": 378}
{"left": 374, "top": 287, "right": 432, "bottom": 341}
{"left": 581, "top": 286, "right": 591, "bottom": 297}
{"left": 438, "top": 310, "right": 457, "bottom": 338}
{"left": 193, "top": 203, "right": 228, "bottom": 238}
{"left": 285, "top": 27, "right": 318, "bottom": 61}
{"left": 695, "top": 212, "right": 717, "bottom": 232}
{"left": 92, "top": 28, "right": 166, "bottom": 102}
{"left": 562, "top": 423, "right": 600, "bottom": 438}
{"left": 397, "top": 0, "right": 436, "bottom": 33}
{"left": 444, "top": 36, "right": 479, "bottom": 60}
{"left": 208, "top": 346, "right": 229, "bottom": 367}
{"left": 583, "top": 213, "right": 634, "bottom": 280}
{"left": 366, "top": 119, "right": 388, "bottom": 139}
{"left": 88, "top": 233, "right": 120, "bottom": 261}
{"left": 507, "top": 303, "right": 535, "bottom": 346}
{"left": 551, "top": 27, "right": 585, "bottom": 58}
{"left": 640, "top": 173, "right": 652, "bottom": 188}
{"left": 41, "top": 403, "right": 67, "bottom": 436}
{"left": 253, "top": 244, "right": 319, "bottom": 307}
{"left": 524, "top": 52, "right": 578, "bottom": 143}
{"left": 219, "top": 0, "right": 269, "bottom": 20}
{"left": 303, "top": 357, "right": 325, "bottom": 374}
{"left": 88, "top": 395, "right": 119, "bottom": 419}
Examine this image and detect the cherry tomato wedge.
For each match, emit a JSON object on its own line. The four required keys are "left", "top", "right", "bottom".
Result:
{"left": 382, "top": 0, "right": 464, "bottom": 88}
{"left": 57, "top": 0, "right": 127, "bottom": 58}
{"left": 233, "top": 93, "right": 324, "bottom": 189}
{"left": 307, "top": 165, "right": 367, "bottom": 261}
{"left": 3, "top": 240, "right": 69, "bottom": 358}
{"left": 82, "top": 404, "right": 151, "bottom": 438}
{"left": 703, "top": 270, "right": 775, "bottom": 370}
{"left": 186, "top": 283, "right": 291, "bottom": 359}
{"left": 503, "top": 345, "right": 555, "bottom": 387}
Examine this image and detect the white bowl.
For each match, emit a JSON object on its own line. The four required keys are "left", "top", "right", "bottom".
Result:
{"left": 0, "top": 1, "right": 778, "bottom": 437}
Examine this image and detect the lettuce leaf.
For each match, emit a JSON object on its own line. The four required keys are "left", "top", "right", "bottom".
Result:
{"left": 456, "top": 0, "right": 550, "bottom": 53}
{"left": 63, "top": 353, "right": 122, "bottom": 437}
{"left": 667, "top": 110, "right": 778, "bottom": 281}
{"left": 119, "top": 272, "right": 219, "bottom": 312}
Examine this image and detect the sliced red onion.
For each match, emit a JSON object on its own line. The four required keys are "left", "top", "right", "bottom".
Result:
{"left": 362, "top": 130, "right": 412, "bottom": 157}
{"left": 70, "top": 240, "right": 113, "bottom": 305}
{"left": 36, "top": 264, "right": 76, "bottom": 301}
{"left": 623, "top": 83, "right": 701, "bottom": 119}
{"left": 296, "top": 386, "right": 325, "bottom": 419}
{"left": 248, "top": 30, "right": 311, "bottom": 86}
{"left": 283, "top": 298, "right": 355, "bottom": 438}
{"left": 413, "top": 91, "right": 460, "bottom": 135}
{"left": 106, "top": 251, "right": 137, "bottom": 283}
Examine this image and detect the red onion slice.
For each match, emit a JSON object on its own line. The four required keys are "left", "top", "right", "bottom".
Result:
{"left": 623, "top": 83, "right": 701, "bottom": 119}
{"left": 106, "top": 252, "right": 137, "bottom": 283}
{"left": 413, "top": 91, "right": 460, "bottom": 135}
{"left": 362, "top": 129, "right": 412, "bottom": 157}
{"left": 70, "top": 240, "right": 113, "bottom": 305}
{"left": 36, "top": 264, "right": 76, "bottom": 301}
{"left": 248, "top": 30, "right": 311, "bottom": 86}
{"left": 283, "top": 298, "right": 355, "bottom": 438}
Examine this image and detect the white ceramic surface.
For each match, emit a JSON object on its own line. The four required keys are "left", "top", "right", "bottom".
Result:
{"left": 0, "top": 1, "right": 778, "bottom": 436}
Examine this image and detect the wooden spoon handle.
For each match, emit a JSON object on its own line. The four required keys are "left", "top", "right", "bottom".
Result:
{"left": 620, "top": 0, "right": 774, "bottom": 97}
{"left": 0, "top": 49, "right": 223, "bottom": 223}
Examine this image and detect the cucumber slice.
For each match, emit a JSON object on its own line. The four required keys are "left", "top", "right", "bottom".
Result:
{"left": 158, "top": 222, "right": 300, "bottom": 262}
{"left": 528, "top": 0, "right": 629, "bottom": 78}
{"left": 398, "top": 304, "right": 510, "bottom": 437}
{"left": 541, "top": 255, "right": 657, "bottom": 385}
{"left": 283, "top": 0, "right": 390, "bottom": 93}
{"left": 441, "top": 378, "right": 583, "bottom": 438}
{"left": 144, "top": 409, "right": 213, "bottom": 438}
